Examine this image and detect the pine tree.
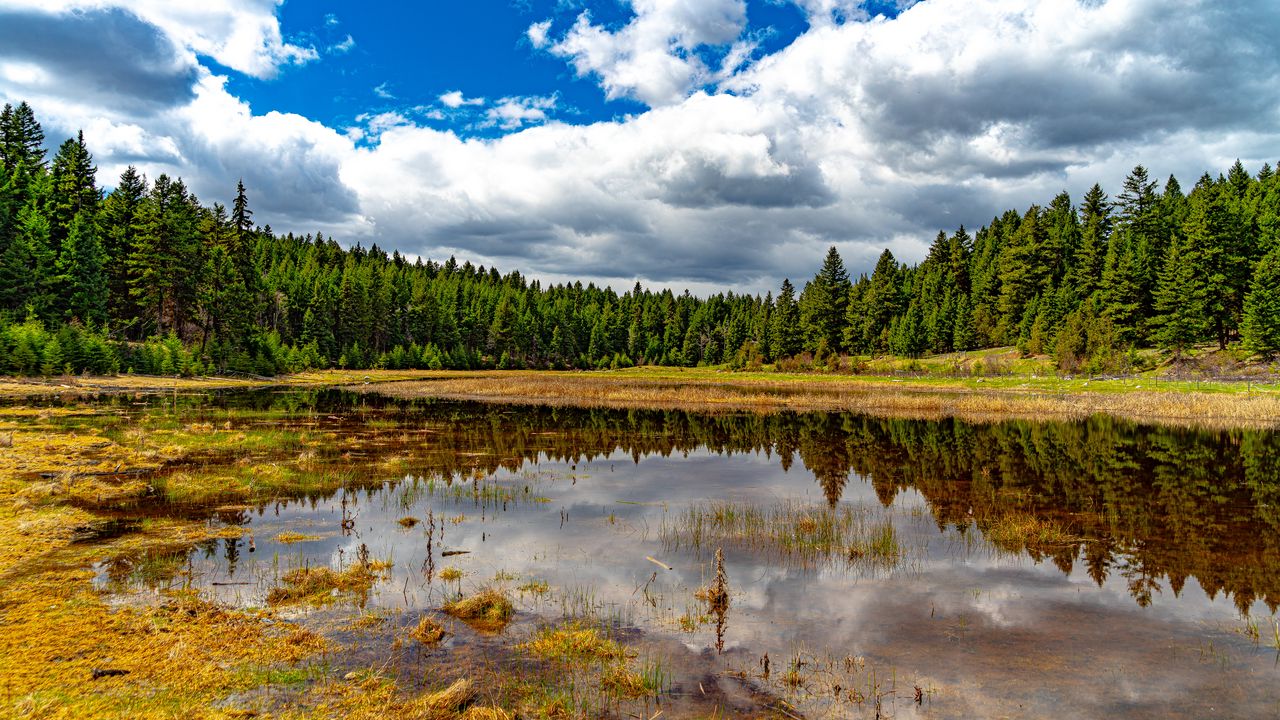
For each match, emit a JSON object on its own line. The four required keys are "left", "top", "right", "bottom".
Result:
{"left": 862, "top": 250, "right": 901, "bottom": 352}
{"left": 1242, "top": 244, "right": 1280, "bottom": 358}
{"left": 1151, "top": 234, "right": 1208, "bottom": 355}
{"left": 47, "top": 131, "right": 99, "bottom": 252}
{"left": 0, "top": 101, "right": 46, "bottom": 176}
{"left": 800, "top": 246, "right": 851, "bottom": 352}
{"left": 57, "top": 210, "right": 107, "bottom": 326}
{"left": 100, "top": 167, "right": 147, "bottom": 330}
{"left": 770, "top": 278, "right": 802, "bottom": 359}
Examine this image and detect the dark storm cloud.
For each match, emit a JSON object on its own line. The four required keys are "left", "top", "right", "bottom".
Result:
{"left": 0, "top": 7, "right": 197, "bottom": 111}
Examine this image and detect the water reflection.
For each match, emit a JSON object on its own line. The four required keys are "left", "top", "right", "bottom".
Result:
{"left": 84, "top": 391, "right": 1280, "bottom": 718}
{"left": 118, "top": 390, "right": 1280, "bottom": 614}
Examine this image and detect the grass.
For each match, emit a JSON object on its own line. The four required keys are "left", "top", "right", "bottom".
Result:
{"left": 265, "top": 557, "right": 391, "bottom": 606}
{"left": 520, "top": 623, "right": 628, "bottom": 662}
{"left": 663, "top": 500, "right": 906, "bottom": 570}
{"left": 442, "top": 588, "right": 516, "bottom": 634}
{"left": 354, "top": 365, "right": 1280, "bottom": 429}
{"left": 410, "top": 615, "right": 449, "bottom": 646}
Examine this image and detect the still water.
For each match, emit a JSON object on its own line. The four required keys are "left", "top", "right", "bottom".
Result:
{"left": 93, "top": 391, "right": 1280, "bottom": 718}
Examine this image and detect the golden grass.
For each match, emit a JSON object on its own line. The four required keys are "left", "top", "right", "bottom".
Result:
{"left": 266, "top": 561, "right": 389, "bottom": 606}
{"left": 275, "top": 531, "right": 323, "bottom": 544}
{"left": 355, "top": 368, "right": 1280, "bottom": 429}
{"left": 410, "top": 615, "right": 448, "bottom": 646}
{"left": 519, "top": 623, "right": 628, "bottom": 663}
{"left": 442, "top": 589, "right": 515, "bottom": 634}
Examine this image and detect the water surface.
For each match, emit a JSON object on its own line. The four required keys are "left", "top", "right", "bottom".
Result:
{"left": 89, "top": 392, "right": 1280, "bottom": 718}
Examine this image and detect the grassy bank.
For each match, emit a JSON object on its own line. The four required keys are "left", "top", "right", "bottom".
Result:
{"left": 358, "top": 366, "right": 1280, "bottom": 429}
{"left": 3, "top": 351, "right": 1279, "bottom": 428}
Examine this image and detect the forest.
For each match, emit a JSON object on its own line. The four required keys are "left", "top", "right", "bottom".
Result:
{"left": 3, "top": 99, "right": 1280, "bottom": 377}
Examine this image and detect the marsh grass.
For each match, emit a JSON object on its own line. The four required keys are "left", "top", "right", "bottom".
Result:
{"left": 266, "top": 557, "right": 390, "bottom": 606}
{"left": 978, "top": 511, "right": 1080, "bottom": 552}
{"left": 663, "top": 500, "right": 907, "bottom": 570}
{"left": 410, "top": 615, "right": 449, "bottom": 646}
{"left": 442, "top": 588, "right": 515, "bottom": 633}
{"left": 360, "top": 367, "right": 1280, "bottom": 429}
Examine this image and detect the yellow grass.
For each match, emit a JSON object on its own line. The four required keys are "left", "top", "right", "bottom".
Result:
{"left": 352, "top": 368, "right": 1280, "bottom": 429}
{"left": 441, "top": 589, "right": 515, "bottom": 634}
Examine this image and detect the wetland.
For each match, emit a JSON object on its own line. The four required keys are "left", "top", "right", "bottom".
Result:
{"left": 4, "top": 388, "right": 1280, "bottom": 718}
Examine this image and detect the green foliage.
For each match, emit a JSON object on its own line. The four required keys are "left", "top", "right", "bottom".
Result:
{"left": 1, "top": 98, "right": 1279, "bottom": 380}
{"left": 1243, "top": 244, "right": 1280, "bottom": 358}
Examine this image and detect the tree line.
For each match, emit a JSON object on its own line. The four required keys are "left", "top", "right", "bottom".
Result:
{"left": 3, "top": 99, "right": 1280, "bottom": 376}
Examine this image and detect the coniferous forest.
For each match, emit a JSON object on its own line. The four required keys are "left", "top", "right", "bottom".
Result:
{"left": 3, "top": 99, "right": 1280, "bottom": 377}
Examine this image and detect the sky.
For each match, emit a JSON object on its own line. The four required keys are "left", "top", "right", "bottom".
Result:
{"left": 1, "top": 0, "right": 1278, "bottom": 294}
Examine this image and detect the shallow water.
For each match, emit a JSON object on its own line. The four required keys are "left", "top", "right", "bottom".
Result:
{"left": 88, "top": 391, "right": 1280, "bottom": 718}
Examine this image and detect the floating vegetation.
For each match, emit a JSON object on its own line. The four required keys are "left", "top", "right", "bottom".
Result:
{"left": 442, "top": 588, "right": 515, "bottom": 633}
{"left": 439, "top": 566, "right": 464, "bottom": 582}
{"left": 398, "top": 516, "right": 420, "bottom": 528}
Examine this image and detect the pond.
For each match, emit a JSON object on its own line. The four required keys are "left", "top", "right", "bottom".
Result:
{"left": 81, "top": 390, "right": 1280, "bottom": 718}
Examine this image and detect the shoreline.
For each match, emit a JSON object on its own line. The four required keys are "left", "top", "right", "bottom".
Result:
{"left": 2, "top": 367, "right": 1279, "bottom": 429}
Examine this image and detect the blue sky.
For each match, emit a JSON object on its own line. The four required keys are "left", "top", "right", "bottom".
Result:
{"left": 1, "top": 0, "right": 1277, "bottom": 293}
{"left": 224, "top": 0, "right": 826, "bottom": 139}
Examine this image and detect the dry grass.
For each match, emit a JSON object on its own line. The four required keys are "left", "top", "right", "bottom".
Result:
{"left": 275, "top": 531, "right": 323, "bottom": 544}
{"left": 442, "top": 588, "right": 516, "bottom": 634}
{"left": 410, "top": 615, "right": 449, "bottom": 646}
{"left": 265, "top": 560, "right": 389, "bottom": 606}
{"left": 520, "top": 623, "right": 628, "bottom": 662}
{"left": 354, "top": 368, "right": 1280, "bottom": 429}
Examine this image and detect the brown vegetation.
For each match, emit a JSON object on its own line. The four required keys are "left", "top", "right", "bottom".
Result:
{"left": 356, "top": 368, "right": 1280, "bottom": 429}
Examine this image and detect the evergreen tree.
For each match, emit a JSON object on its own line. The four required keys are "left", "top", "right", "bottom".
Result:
{"left": 47, "top": 131, "right": 99, "bottom": 251}
{"left": 771, "top": 278, "right": 802, "bottom": 358}
{"left": 57, "top": 210, "right": 107, "bottom": 326}
{"left": 800, "top": 246, "right": 851, "bottom": 352}
{"left": 0, "top": 101, "right": 46, "bottom": 176}
{"left": 1242, "top": 244, "right": 1280, "bottom": 358}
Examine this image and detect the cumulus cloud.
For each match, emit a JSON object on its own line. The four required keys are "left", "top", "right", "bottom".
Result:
{"left": 3, "top": 0, "right": 1279, "bottom": 293}
{"left": 539, "top": 0, "right": 749, "bottom": 106}
{"left": 0, "top": 0, "right": 317, "bottom": 79}
{"left": 439, "top": 91, "right": 485, "bottom": 109}
{"left": 526, "top": 19, "right": 552, "bottom": 49}
{"left": 484, "top": 95, "right": 557, "bottom": 130}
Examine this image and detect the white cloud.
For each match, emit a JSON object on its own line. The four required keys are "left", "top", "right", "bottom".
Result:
{"left": 439, "top": 90, "right": 485, "bottom": 109}
{"left": 484, "top": 95, "right": 557, "bottom": 130}
{"left": 324, "top": 13, "right": 339, "bottom": 27}
{"left": 539, "top": 0, "right": 749, "bottom": 107}
{"left": 328, "top": 34, "right": 355, "bottom": 54}
{"left": 526, "top": 20, "right": 552, "bottom": 49}
{"left": 3, "top": 0, "right": 1279, "bottom": 293}
{"left": 373, "top": 82, "right": 395, "bottom": 99}
{"left": 0, "top": 0, "right": 318, "bottom": 79}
